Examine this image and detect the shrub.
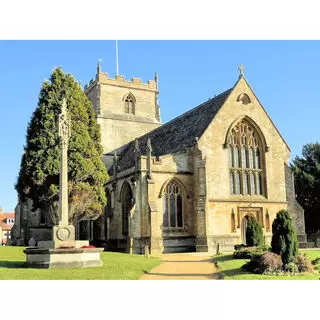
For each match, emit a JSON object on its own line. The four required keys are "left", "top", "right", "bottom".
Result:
{"left": 242, "top": 254, "right": 262, "bottom": 273}
{"left": 246, "top": 217, "right": 263, "bottom": 247}
{"left": 284, "top": 262, "right": 299, "bottom": 275}
{"left": 259, "top": 245, "right": 271, "bottom": 252}
{"left": 234, "top": 244, "right": 246, "bottom": 251}
{"left": 295, "top": 253, "right": 314, "bottom": 273}
{"left": 314, "top": 264, "right": 320, "bottom": 272}
{"left": 259, "top": 252, "right": 283, "bottom": 274}
{"left": 271, "top": 210, "right": 299, "bottom": 265}
{"left": 233, "top": 248, "right": 264, "bottom": 259}
{"left": 242, "top": 252, "right": 283, "bottom": 274}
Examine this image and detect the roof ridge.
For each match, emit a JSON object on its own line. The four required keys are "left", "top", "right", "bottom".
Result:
{"left": 145, "top": 88, "right": 233, "bottom": 141}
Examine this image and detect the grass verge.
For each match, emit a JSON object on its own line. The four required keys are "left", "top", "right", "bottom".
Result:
{"left": 0, "top": 246, "right": 161, "bottom": 280}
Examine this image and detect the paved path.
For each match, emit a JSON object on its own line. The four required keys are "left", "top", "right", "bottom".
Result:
{"left": 140, "top": 252, "right": 219, "bottom": 280}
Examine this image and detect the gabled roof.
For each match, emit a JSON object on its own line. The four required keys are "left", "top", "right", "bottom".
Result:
{"left": 0, "top": 213, "right": 15, "bottom": 231}
{"left": 104, "top": 88, "right": 232, "bottom": 174}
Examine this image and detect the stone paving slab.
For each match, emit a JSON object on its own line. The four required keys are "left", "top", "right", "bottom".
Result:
{"left": 140, "top": 253, "right": 219, "bottom": 280}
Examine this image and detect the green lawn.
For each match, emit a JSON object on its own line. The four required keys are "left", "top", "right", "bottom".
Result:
{"left": 213, "top": 250, "right": 320, "bottom": 280}
{"left": 0, "top": 246, "right": 161, "bottom": 280}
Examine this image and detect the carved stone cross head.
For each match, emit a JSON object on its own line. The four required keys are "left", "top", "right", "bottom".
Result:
{"left": 238, "top": 64, "right": 245, "bottom": 77}
{"left": 58, "top": 98, "right": 71, "bottom": 146}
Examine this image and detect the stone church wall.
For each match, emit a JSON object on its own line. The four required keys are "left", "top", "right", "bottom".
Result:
{"left": 193, "top": 78, "right": 306, "bottom": 251}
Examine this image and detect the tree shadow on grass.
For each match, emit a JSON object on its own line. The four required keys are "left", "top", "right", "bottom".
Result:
{"left": 212, "top": 255, "right": 234, "bottom": 263}
{"left": 0, "top": 261, "right": 26, "bottom": 268}
{"left": 218, "top": 267, "right": 252, "bottom": 278}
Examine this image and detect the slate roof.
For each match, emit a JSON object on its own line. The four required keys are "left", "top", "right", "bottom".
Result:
{"left": 103, "top": 88, "right": 232, "bottom": 174}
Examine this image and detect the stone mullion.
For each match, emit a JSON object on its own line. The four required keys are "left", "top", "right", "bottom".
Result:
{"left": 254, "top": 171, "right": 259, "bottom": 195}
{"left": 231, "top": 169, "right": 236, "bottom": 195}
{"left": 252, "top": 148, "right": 256, "bottom": 169}
{"left": 249, "top": 170, "right": 254, "bottom": 195}
{"left": 239, "top": 169, "right": 244, "bottom": 195}
{"left": 175, "top": 194, "right": 178, "bottom": 228}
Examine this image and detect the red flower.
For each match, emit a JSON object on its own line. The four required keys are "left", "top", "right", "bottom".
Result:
{"left": 59, "top": 246, "right": 75, "bottom": 249}
{"left": 81, "top": 245, "right": 96, "bottom": 248}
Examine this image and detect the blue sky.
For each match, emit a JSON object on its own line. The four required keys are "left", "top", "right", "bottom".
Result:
{"left": 1, "top": 40, "right": 320, "bottom": 212}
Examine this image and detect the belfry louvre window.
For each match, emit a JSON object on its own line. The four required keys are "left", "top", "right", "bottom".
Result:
{"left": 163, "top": 181, "right": 183, "bottom": 228}
{"left": 124, "top": 93, "right": 135, "bottom": 114}
{"left": 228, "top": 120, "right": 264, "bottom": 195}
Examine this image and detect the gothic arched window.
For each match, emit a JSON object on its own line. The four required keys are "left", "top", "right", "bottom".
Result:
{"left": 120, "top": 182, "right": 133, "bottom": 236}
{"left": 228, "top": 119, "right": 265, "bottom": 195}
{"left": 163, "top": 180, "right": 183, "bottom": 228}
{"left": 124, "top": 93, "right": 135, "bottom": 114}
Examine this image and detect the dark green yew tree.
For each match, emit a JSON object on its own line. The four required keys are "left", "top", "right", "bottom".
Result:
{"left": 291, "top": 143, "right": 320, "bottom": 233}
{"left": 245, "top": 216, "right": 263, "bottom": 247}
{"left": 15, "top": 67, "right": 109, "bottom": 225}
{"left": 271, "top": 210, "right": 299, "bottom": 265}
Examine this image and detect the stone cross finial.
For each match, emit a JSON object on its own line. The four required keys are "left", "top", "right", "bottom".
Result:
{"left": 146, "top": 138, "right": 152, "bottom": 154}
{"left": 134, "top": 138, "right": 140, "bottom": 155}
{"left": 97, "top": 59, "right": 102, "bottom": 74}
{"left": 155, "top": 72, "right": 158, "bottom": 89}
{"left": 113, "top": 151, "right": 118, "bottom": 165}
{"left": 238, "top": 64, "right": 245, "bottom": 78}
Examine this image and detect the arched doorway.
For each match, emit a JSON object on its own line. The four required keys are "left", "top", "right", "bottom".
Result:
{"left": 104, "top": 190, "right": 112, "bottom": 240}
{"left": 241, "top": 214, "right": 257, "bottom": 245}
{"left": 120, "top": 182, "right": 133, "bottom": 251}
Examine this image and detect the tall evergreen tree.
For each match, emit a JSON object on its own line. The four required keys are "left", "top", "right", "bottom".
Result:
{"left": 15, "top": 67, "right": 109, "bottom": 225}
{"left": 271, "top": 210, "right": 299, "bottom": 265}
{"left": 245, "top": 216, "right": 263, "bottom": 247}
{"left": 291, "top": 142, "right": 320, "bottom": 232}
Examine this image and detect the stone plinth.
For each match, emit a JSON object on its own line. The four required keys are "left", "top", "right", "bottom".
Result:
{"left": 24, "top": 247, "right": 104, "bottom": 269}
{"left": 37, "top": 240, "right": 89, "bottom": 249}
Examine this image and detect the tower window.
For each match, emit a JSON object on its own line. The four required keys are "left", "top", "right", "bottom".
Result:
{"left": 124, "top": 93, "right": 135, "bottom": 114}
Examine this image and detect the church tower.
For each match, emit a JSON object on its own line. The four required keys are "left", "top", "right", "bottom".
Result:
{"left": 84, "top": 62, "right": 162, "bottom": 153}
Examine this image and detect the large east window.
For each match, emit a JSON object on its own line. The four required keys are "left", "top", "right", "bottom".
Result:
{"left": 163, "top": 181, "right": 183, "bottom": 228}
{"left": 228, "top": 120, "right": 264, "bottom": 195}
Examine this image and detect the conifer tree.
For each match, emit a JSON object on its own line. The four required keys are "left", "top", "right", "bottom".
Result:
{"left": 15, "top": 67, "right": 109, "bottom": 225}
{"left": 271, "top": 210, "right": 299, "bottom": 265}
{"left": 245, "top": 216, "right": 263, "bottom": 247}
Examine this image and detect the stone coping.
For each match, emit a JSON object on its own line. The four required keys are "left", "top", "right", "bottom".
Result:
{"left": 24, "top": 247, "right": 104, "bottom": 255}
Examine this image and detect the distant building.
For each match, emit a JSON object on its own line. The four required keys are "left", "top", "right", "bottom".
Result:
{"left": 0, "top": 208, "right": 15, "bottom": 245}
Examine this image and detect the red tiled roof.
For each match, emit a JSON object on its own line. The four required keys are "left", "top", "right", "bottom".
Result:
{"left": 0, "top": 222, "right": 13, "bottom": 231}
{"left": 0, "top": 212, "right": 15, "bottom": 220}
{"left": 0, "top": 212, "right": 15, "bottom": 231}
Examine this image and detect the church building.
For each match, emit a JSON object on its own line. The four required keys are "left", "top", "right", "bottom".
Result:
{"left": 83, "top": 64, "right": 307, "bottom": 253}
{"left": 12, "top": 63, "right": 307, "bottom": 253}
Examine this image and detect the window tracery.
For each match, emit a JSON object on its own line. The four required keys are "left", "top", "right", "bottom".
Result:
{"left": 228, "top": 120, "right": 264, "bottom": 195}
{"left": 163, "top": 181, "right": 183, "bottom": 228}
{"left": 124, "top": 93, "right": 135, "bottom": 114}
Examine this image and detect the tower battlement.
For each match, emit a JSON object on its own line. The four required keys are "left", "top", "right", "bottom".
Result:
{"left": 84, "top": 72, "right": 157, "bottom": 94}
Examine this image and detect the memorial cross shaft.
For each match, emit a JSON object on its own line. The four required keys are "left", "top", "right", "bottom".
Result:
{"left": 58, "top": 98, "right": 71, "bottom": 226}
